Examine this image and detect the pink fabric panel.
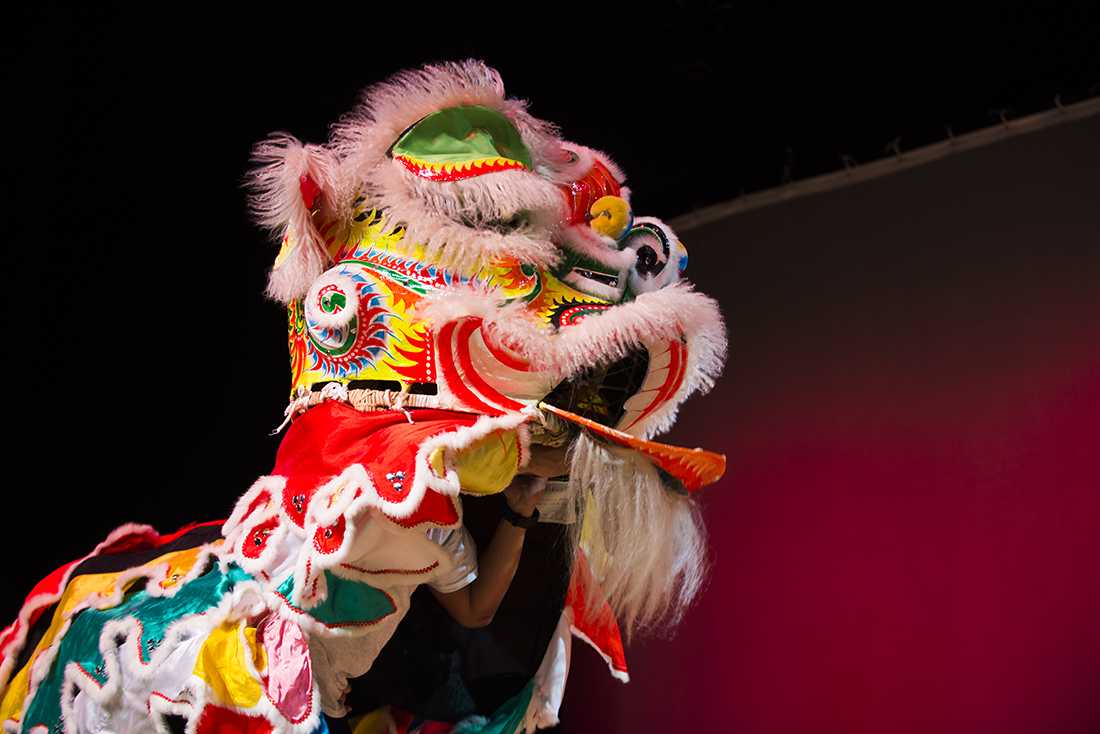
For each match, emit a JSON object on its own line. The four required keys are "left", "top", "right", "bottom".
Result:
{"left": 258, "top": 614, "right": 313, "bottom": 723}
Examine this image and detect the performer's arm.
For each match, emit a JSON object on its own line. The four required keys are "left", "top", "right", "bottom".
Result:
{"left": 431, "top": 445, "right": 567, "bottom": 628}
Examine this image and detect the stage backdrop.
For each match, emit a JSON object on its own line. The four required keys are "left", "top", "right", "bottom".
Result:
{"left": 560, "top": 112, "right": 1100, "bottom": 732}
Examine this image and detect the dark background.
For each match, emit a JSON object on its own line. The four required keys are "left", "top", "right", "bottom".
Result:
{"left": 3, "top": 5, "right": 1099, "bottom": 732}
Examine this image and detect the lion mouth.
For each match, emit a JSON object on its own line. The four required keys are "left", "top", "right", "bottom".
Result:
{"left": 395, "top": 153, "right": 528, "bottom": 181}
{"left": 570, "top": 267, "right": 619, "bottom": 289}
{"left": 458, "top": 210, "right": 534, "bottom": 235}
{"left": 541, "top": 349, "right": 650, "bottom": 428}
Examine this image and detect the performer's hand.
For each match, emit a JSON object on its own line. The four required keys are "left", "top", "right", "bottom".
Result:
{"left": 503, "top": 475, "right": 546, "bottom": 517}
{"left": 433, "top": 475, "right": 547, "bottom": 629}
{"left": 524, "top": 444, "right": 569, "bottom": 479}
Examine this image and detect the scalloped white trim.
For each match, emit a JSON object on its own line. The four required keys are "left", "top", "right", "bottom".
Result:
{"left": 148, "top": 691, "right": 197, "bottom": 734}
{"left": 0, "top": 522, "right": 193, "bottom": 697}
{"left": 223, "top": 409, "right": 530, "bottom": 616}
{"left": 55, "top": 566, "right": 322, "bottom": 734}
{"left": 3, "top": 532, "right": 335, "bottom": 734}
{"left": 10, "top": 543, "right": 230, "bottom": 733}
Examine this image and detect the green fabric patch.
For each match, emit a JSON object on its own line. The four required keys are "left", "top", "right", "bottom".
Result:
{"left": 20, "top": 562, "right": 251, "bottom": 733}
{"left": 277, "top": 571, "right": 396, "bottom": 628}
{"left": 392, "top": 105, "right": 532, "bottom": 169}
{"left": 461, "top": 680, "right": 534, "bottom": 734}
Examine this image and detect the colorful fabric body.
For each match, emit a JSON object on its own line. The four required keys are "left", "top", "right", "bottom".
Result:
{"left": 0, "top": 399, "right": 589, "bottom": 733}
{"left": 0, "top": 434, "right": 618, "bottom": 733}
{"left": 2, "top": 59, "right": 728, "bottom": 734}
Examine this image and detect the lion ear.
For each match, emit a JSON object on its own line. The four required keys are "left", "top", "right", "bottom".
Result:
{"left": 247, "top": 134, "right": 341, "bottom": 303}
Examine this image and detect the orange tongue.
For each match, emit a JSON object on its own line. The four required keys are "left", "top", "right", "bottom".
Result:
{"left": 537, "top": 402, "right": 727, "bottom": 492}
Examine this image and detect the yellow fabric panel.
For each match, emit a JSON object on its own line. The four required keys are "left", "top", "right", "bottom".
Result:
{"left": 0, "top": 663, "right": 28, "bottom": 725}
{"left": 192, "top": 621, "right": 267, "bottom": 709}
{"left": 429, "top": 447, "right": 445, "bottom": 477}
{"left": 0, "top": 545, "right": 207, "bottom": 724}
{"left": 0, "top": 571, "right": 122, "bottom": 724}
{"left": 430, "top": 429, "right": 520, "bottom": 495}
{"left": 157, "top": 545, "right": 206, "bottom": 590}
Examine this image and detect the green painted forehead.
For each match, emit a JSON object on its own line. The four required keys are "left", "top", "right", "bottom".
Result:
{"left": 391, "top": 104, "right": 533, "bottom": 169}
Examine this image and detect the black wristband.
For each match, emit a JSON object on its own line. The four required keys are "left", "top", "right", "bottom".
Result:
{"left": 502, "top": 501, "right": 540, "bottom": 529}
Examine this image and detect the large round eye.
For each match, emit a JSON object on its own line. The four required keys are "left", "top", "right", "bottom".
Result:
{"left": 620, "top": 223, "right": 671, "bottom": 292}
{"left": 306, "top": 270, "right": 359, "bottom": 325}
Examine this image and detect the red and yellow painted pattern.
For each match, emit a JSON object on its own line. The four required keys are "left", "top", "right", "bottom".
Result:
{"left": 287, "top": 204, "right": 606, "bottom": 399}
{"left": 394, "top": 154, "right": 528, "bottom": 181}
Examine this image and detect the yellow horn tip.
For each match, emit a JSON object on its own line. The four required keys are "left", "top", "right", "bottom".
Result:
{"left": 588, "top": 195, "right": 632, "bottom": 240}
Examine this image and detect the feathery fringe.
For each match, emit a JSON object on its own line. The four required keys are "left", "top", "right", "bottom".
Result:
{"left": 567, "top": 433, "right": 709, "bottom": 637}
{"left": 331, "top": 59, "right": 562, "bottom": 181}
{"left": 359, "top": 164, "right": 564, "bottom": 270}
{"left": 247, "top": 134, "right": 343, "bottom": 303}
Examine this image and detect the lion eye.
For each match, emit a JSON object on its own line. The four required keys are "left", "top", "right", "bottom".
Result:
{"left": 621, "top": 227, "right": 669, "bottom": 283}
{"left": 633, "top": 243, "right": 662, "bottom": 277}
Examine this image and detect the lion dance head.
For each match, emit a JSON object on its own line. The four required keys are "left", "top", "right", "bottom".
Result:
{"left": 249, "top": 59, "right": 728, "bottom": 636}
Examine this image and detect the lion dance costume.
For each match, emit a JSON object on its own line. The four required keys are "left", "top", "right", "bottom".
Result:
{"left": 0, "top": 61, "right": 727, "bottom": 733}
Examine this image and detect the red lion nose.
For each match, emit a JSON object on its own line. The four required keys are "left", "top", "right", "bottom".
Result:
{"left": 558, "top": 159, "right": 622, "bottom": 225}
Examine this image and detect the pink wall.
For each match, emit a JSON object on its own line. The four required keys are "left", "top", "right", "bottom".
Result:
{"left": 562, "top": 114, "right": 1100, "bottom": 732}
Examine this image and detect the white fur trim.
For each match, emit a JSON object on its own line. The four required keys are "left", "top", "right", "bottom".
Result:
{"left": 325, "top": 60, "right": 576, "bottom": 271}
{"left": 357, "top": 165, "right": 563, "bottom": 271}
{"left": 0, "top": 522, "right": 173, "bottom": 695}
{"left": 1, "top": 529, "right": 325, "bottom": 734}
{"left": 542, "top": 142, "right": 628, "bottom": 187}
{"left": 303, "top": 271, "right": 360, "bottom": 330}
{"left": 586, "top": 146, "right": 627, "bottom": 185}
{"left": 248, "top": 135, "right": 344, "bottom": 304}
{"left": 56, "top": 570, "right": 322, "bottom": 734}
{"left": 148, "top": 692, "right": 196, "bottom": 734}
{"left": 223, "top": 409, "right": 530, "bottom": 614}
{"left": 331, "top": 60, "right": 561, "bottom": 182}
{"left": 222, "top": 476, "right": 287, "bottom": 542}
{"left": 12, "top": 544, "right": 228, "bottom": 732}
{"left": 416, "top": 283, "right": 727, "bottom": 439}
{"left": 558, "top": 224, "right": 635, "bottom": 271}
